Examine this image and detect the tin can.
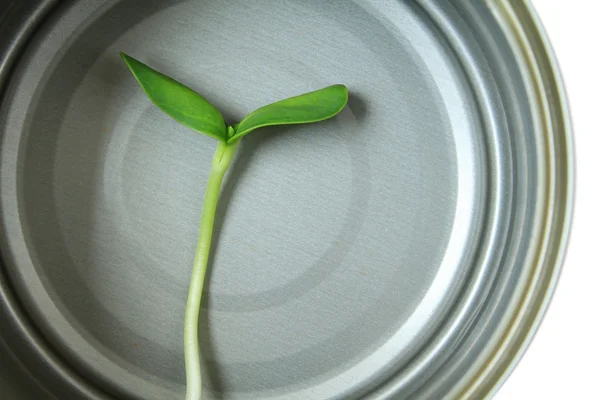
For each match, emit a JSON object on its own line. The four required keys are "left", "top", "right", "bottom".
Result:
{"left": 0, "top": 1, "right": 574, "bottom": 399}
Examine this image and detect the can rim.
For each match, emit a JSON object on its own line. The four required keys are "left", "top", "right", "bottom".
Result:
{"left": 0, "top": 2, "right": 115, "bottom": 398}
{"left": 454, "top": 1, "right": 575, "bottom": 398}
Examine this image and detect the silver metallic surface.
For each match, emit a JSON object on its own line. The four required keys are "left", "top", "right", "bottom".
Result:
{"left": 0, "top": 1, "right": 573, "bottom": 399}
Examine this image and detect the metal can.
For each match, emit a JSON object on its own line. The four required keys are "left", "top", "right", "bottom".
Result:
{"left": 0, "top": 1, "right": 573, "bottom": 399}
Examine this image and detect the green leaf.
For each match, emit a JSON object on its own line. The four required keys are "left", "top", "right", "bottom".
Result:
{"left": 229, "top": 84, "right": 348, "bottom": 143}
{"left": 120, "top": 52, "right": 227, "bottom": 141}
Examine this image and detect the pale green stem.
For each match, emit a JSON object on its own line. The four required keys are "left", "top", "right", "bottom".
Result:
{"left": 184, "top": 140, "right": 239, "bottom": 400}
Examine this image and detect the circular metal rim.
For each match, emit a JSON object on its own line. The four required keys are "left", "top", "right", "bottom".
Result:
{"left": 0, "top": 4, "right": 115, "bottom": 400}
{"left": 453, "top": 1, "right": 574, "bottom": 398}
{"left": 0, "top": 1, "right": 574, "bottom": 399}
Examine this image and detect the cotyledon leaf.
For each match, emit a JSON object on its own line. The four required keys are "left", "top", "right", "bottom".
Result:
{"left": 228, "top": 84, "right": 348, "bottom": 143}
{"left": 120, "top": 52, "right": 227, "bottom": 141}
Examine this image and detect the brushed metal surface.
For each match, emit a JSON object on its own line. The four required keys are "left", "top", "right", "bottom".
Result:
{"left": 0, "top": 1, "right": 573, "bottom": 399}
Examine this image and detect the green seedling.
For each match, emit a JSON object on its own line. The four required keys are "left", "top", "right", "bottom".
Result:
{"left": 120, "top": 52, "right": 348, "bottom": 400}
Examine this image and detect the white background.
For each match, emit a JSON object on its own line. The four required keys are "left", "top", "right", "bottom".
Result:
{"left": 496, "top": 1, "right": 600, "bottom": 399}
